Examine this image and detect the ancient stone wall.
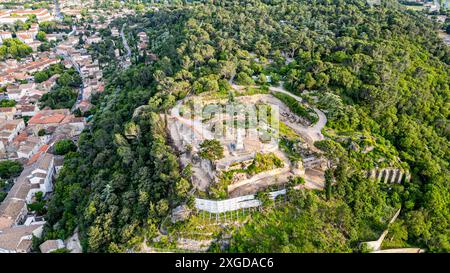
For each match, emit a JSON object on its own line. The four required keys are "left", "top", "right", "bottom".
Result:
{"left": 368, "top": 168, "right": 410, "bottom": 184}
{"left": 227, "top": 167, "right": 289, "bottom": 192}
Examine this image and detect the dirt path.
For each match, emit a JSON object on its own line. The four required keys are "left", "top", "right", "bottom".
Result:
{"left": 170, "top": 100, "right": 214, "bottom": 140}
{"left": 231, "top": 82, "right": 327, "bottom": 147}
{"left": 267, "top": 84, "right": 327, "bottom": 143}
{"left": 120, "top": 23, "right": 132, "bottom": 67}
{"left": 168, "top": 83, "right": 328, "bottom": 193}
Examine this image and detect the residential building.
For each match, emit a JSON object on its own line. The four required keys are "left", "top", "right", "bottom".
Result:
{"left": 0, "top": 223, "right": 44, "bottom": 253}
{"left": 39, "top": 239, "right": 65, "bottom": 253}
{"left": 27, "top": 152, "right": 55, "bottom": 196}
{"left": 0, "top": 107, "right": 17, "bottom": 121}
{"left": 16, "top": 103, "right": 38, "bottom": 117}
{"left": 27, "top": 109, "right": 86, "bottom": 137}
{"left": 16, "top": 136, "right": 41, "bottom": 159}
{"left": 0, "top": 151, "right": 55, "bottom": 230}
{"left": 0, "top": 31, "right": 12, "bottom": 44}
{"left": 0, "top": 119, "right": 25, "bottom": 142}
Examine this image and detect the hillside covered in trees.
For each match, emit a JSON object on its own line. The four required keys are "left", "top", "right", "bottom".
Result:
{"left": 41, "top": 0, "right": 449, "bottom": 253}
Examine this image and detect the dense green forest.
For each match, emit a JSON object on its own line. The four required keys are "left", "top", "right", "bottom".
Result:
{"left": 42, "top": 0, "right": 449, "bottom": 253}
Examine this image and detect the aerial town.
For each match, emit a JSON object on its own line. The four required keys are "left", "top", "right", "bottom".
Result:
{"left": 0, "top": 0, "right": 448, "bottom": 261}
{"left": 0, "top": 0, "right": 118, "bottom": 253}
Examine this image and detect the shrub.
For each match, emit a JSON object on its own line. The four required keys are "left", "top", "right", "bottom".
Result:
{"left": 199, "top": 139, "right": 224, "bottom": 161}
{"left": 272, "top": 92, "right": 318, "bottom": 124}
{"left": 0, "top": 160, "right": 23, "bottom": 179}
{"left": 54, "top": 139, "right": 77, "bottom": 155}
{"left": 235, "top": 72, "right": 255, "bottom": 86}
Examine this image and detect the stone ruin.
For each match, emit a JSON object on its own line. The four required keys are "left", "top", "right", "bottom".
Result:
{"left": 231, "top": 172, "right": 248, "bottom": 185}
{"left": 291, "top": 160, "right": 305, "bottom": 176}
{"left": 368, "top": 168, "right": 410, "bottom": 184}
{"left": 302, "top": 156, "right": 327, "bottom": 170}
{"left": 280, "top": 111, "right": 311, "bottom": 126}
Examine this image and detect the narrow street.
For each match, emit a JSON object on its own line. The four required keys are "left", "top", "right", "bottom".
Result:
{"left": 120, "top": 23, "right": 132, "bottom": 68}
{"left": 54, "top": 0, "right": 63, "bottom": 19}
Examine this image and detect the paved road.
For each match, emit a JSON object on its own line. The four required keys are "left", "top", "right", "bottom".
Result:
{"left": 54, "top": 0, "right": 63, "bottom": 19}
{"left": 52, "top": 21, "right": 81, "bottom": 112}
{"left": 267, "top": 85, "right": 327, "bottom": 141}
{"left": 231, "top": 82, "right": 327, "bottom": 144}
{"left": 439, "top": 31, "right": 450, "bottom": 47}
{"left": 120, "top": 23, "right": 132, "bottom": 67}
{"left": 67, "top": 25, "right": 76, "bottom": 37}
{"left": 62, "top": 55, "right": 84, "bottom": 112}
{"left": 432, "top": 0, "right": 441, "bottom": 12}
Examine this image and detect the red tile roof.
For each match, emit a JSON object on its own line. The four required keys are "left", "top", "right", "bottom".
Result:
{"left": 39, "top": 144, "right": 49, "bottom": 153}
{"left": 27, "top": 151, "right": 42, "bottom": 165}
{"left": 28, "top": 113, "right": 66, "bottom": 125}
{"left": 13, "top": 131, "right": 28, "bottom": 143}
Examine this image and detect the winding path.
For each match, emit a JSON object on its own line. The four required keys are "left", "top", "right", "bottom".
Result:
{"left": 171, "top": 82, "right": 328, "bottom": 149}
{"left": 170, "top": 100, "right": 214, "bottom": 140}
{"left": 268, "top": 85, "right": 327, "bottom": 143}
{"left": 54, "top": 0, "right": 63, "bottom": 19}
{"left": 120, "top": 23, "right": 132, "bottom": 67}
{"left": 231, "top": 82, "right": 327, "bottom": 145}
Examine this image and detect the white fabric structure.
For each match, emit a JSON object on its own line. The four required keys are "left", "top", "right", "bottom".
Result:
{"left": 195, "top": 189, "right": 286, "bottom": 213}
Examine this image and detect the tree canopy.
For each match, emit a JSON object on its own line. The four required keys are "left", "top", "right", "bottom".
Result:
{"left": 0, "top": 160, "right": 23, "bottom": 179}
{"left": 198, "top": 139, "right": 225, "bottom": 161}
{"left": 42, "top": 0, "right": 449, "bottom": 253}
{"left": 0, "top": 38, "right": 32, "bottom": 60}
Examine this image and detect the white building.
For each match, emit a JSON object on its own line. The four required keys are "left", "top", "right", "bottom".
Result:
{"left": 27, "top": 153, "right": 55, "bottom": 197}
{"left": 16, "top": 137, "right": 41, "bottom": 159}
{"left": 0, "top": 119, "right": 25, "bottom": 142}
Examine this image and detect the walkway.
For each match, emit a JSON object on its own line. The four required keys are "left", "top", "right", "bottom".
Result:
{"left": 231, "top": 82, "right": 327, "bottom": 146}
{"left": 120, "top": 23, "right": 132, "bottom": 68}
{"left": 268, "top": 84, "right": 327, "bottom": 143}
{"left": 54, "top": 0, "right": 63, "bottom": 19}
{"left": 170, "top": 100, "right": 214, "bottom": 140}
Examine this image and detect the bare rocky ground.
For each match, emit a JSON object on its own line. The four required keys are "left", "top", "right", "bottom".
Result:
{"left": 65, "top": 230, "right": 82, "bottom": 253}
{"left": 168, "top": 84, "right": 328, "bottom": 195}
